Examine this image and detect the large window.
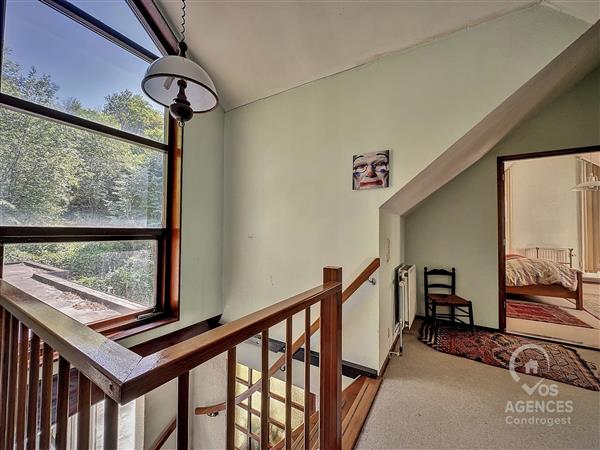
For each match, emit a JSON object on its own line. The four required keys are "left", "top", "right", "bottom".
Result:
{"left": 0, "top": 0, "right": 180, "bottom": 335}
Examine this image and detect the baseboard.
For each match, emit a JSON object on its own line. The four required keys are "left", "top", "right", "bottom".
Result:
{"left": 378, "top": 332, "right": 401, "bottom": 376}
{"left": 268, "top": 337, "right": 378, "bottom": 379}
{"left": 414, "top": 314, "right": 500, "bottom": 333}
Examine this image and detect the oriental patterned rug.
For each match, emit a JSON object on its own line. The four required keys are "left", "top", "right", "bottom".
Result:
{"left": 420, "top": 321, "right": 600, "bottom": 391}
{"left": 506, "top": 300, "right": 593, "bottom": 328}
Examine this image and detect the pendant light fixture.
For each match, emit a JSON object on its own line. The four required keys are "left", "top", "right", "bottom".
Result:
{"left": 141, "top": 0, "right": 218, "bottom": 127}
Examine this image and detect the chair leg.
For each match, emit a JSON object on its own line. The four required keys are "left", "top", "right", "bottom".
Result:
{"left": 425, "top": 298, "right": 429, "bottom": 319}
{"left": 450, "top": 306, "right": 455, "bottom": 324}
{"left": 432, "top": 302, "right": 437, "bottom": 330}
{"left": 468, "top": 304, "right": 474, "bottom": 335}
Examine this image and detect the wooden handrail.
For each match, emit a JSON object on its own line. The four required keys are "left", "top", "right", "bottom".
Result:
{"left": 341, "top": 258, "right": 380, "bottom": 303}
{"left": 0, "top": 278, "right": 341, "bottom": 404}
{"left": 149, "top": 417, "right": 177, "bottom": 450}
{"left": 0, "top": 282, "right": 141, "bottom": 402}
{"left": 195, "top": 257, "right": 380, "bottom": 416}
{"left": 1, "top": 266, "right": 346, "bottom": 450}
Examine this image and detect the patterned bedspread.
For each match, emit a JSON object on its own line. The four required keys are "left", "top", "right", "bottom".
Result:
{"left": 506, "top": 256, "right": 579, "bottom": 291}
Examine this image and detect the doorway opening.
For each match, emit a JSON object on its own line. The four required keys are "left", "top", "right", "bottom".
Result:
{"left": 498, "top": 145, "right": 600, "bottom": 349}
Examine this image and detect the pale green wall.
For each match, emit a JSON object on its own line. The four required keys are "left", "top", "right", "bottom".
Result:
{"left": 404, "top": 67, "right": 600, "bottom": 329}
{"left": 379, "top": 209, "right": 402, "bottom": 369}
{"left": 121, "top": 107, "right": 224, "bottom": 347}
{"left": 221, "top": 5, "right": 588, "bottom": 370}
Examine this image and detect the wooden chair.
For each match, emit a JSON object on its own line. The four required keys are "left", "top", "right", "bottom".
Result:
{"left": 424, "top": 267, "right": 474, "bottom": 332}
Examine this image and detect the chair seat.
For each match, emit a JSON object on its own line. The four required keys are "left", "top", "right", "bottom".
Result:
{"left": 427, "top": 294, "right": 471, "bottom": 306}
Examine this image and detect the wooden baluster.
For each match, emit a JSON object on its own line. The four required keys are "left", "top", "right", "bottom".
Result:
{"left": 285, "top": 317, "right": 293, "bottom": 450}
{"left": 55, "top": 357, "right": 70, "bottom": 450}
{"left": 260, "top": 329, "right": 269, "bottom": 450}
{"left": 6, "top": 316, "right": 20, "bottom": 450}
{"left": 320, "top": 267, "right": 342, "bottom": 450}
{"left": 15, "top": 323, "right": 29, "bottom": 450}
{"left": 103, "top": 396, "right": 119, "bottom": 450}
{"left": 303, "top": 307, "right": 311, "bottom": 450}
{"left": 226, "top": 347, "right": 236, "bottom": 450}
{"left": 26, "top": 334, "right": 40, "bottom": 450}
{"left": 248, "top": 368, "right": 253, "bottom": 449}
{"left": 0, "top": 310, "right": 11, "bottom": 450}
{"left": 177, "top": 372, "right": 189, "bottom": 450}
{"left": 77, "top": 373, "right": 91, "bottom": 450}
{"left": 39, "top": 344, "right": 54, "bottom": 450}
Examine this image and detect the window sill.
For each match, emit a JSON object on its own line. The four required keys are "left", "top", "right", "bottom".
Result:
{"left": 90, "top": 313, "right": 179, "bottom": 341}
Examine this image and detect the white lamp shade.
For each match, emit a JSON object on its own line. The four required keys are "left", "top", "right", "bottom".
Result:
{"left": 142, "top": 55, "right": 218, "bottom": 113}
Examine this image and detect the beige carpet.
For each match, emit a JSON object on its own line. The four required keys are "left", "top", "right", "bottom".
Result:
{"left": 357, "top": 324, "right": 600, "bottom": 449}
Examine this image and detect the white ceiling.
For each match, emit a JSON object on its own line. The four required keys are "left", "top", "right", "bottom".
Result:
{"left": 157, "top": 0, "right": 599, "bottom": 111}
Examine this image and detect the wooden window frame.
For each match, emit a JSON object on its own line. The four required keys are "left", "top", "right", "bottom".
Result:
{"left": 0, "top": 0, "right": 182, "bottom": 339}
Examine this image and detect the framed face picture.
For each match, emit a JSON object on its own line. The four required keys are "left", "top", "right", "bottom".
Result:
{"left": 352, "top": 150, "right": 390, "bottom": 190}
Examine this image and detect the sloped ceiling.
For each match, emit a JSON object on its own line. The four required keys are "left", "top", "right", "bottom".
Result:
{"left": 382, "top": 19, "right": 600, "bottom": 215}
{"left": 157, "top": 0, "right": 599, "bottom": 111}
{"left": 546, "top": 0, "right": 600, "bottom": 23}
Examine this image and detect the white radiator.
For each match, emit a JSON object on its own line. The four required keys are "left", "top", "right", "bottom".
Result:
{"left": 394, "top": 264, "right": 417, "bottom": 350}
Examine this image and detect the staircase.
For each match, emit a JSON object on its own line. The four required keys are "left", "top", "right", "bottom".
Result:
{"left": 190, "top": 259, "right": 382, "bottom": 450}
{"left": 0, "top": 260, "right": 381, "bottom": 450}
{"left": 270, "top": 375, "right": 382, "bottom": 450}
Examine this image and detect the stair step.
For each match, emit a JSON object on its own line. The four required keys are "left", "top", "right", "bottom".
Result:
{"left": 291, "top": 411, "right": 319, "bottom": 450}
{"left": 272, "top": 376, "right": 381, "bottom": 450}
{"left": 341, "top": 376, "right": 367, "bottom": 420}
{"left": 341, "top": 377, "right": 382, "bottom": 450}
{"left": 309, "top": 420, "right": 320, "bottom": 450}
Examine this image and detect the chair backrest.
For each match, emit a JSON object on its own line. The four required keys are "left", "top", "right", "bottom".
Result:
{"left": 424, "top": 267, "right": 456, "bottom": 299}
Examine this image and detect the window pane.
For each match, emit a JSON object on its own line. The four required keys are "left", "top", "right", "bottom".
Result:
{"left": 236, "top": 363, "right": 250, "bottom": 381}
{"left": 291, "top": 385, "right": 304, "bottom": 406}
{"left": 292, "top": 408, "right": 303, "bottom": 429}
{"left": 235, "top": 406, "right": 248, "bottom": 428}
{"left": 270, "top": 378, "right": 285, "bottom": 397}
{"left": 0, "top": 106, "right": 164, "bottom": 227}
{"left": 250, "top": 413, "right": 260, "bottom": 435}
{"left": 269, "top": 398, "right": 284, "bottom": 423}
{"left": 269, "top": 424, "right": 283, "bottom": 446}
{"left": 68, "top": 0, "right": 162, "bottom": 56}
{"left": 2, "top": 0, "right": 165, "bottom": 142}
{"left": 234, "top": 429, "right": 247, "bottom": 450}
{"left": 236, "top": 381, "right": 247, "bottom": 396}
{"left": 3, "top": 241, "right": 157, "bottom": 324}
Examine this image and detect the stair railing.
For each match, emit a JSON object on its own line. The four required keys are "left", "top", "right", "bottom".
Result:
{"left": 186, "top": 258, "right": 380, "bottom": 450}
{"left": 0, "top": 266, "right": 343, "bottom": 450}
{"left": 195, "top": 258, "right": 380, "bottom": 417}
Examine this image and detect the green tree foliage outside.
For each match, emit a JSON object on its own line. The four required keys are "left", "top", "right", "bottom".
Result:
{"left": 0, "top": 50, "right": 164, "bottom": 306}
{"left": 7, "top": 241, "right": 156, "bottom": 306}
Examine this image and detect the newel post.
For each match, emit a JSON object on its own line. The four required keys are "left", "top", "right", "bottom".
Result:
{"left": 320, "top": 266, "right": 342, "bottom": 450}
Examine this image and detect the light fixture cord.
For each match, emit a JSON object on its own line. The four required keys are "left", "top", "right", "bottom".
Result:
{"left": 180, "top": 0, "right": 187, "bottom": 43}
